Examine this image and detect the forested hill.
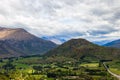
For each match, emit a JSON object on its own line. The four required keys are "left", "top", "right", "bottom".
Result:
{"left": 45, "top": 38, "right": 120, "bottom": 60}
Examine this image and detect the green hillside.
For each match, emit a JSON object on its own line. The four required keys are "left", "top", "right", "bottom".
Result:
{"left": 45, "top": 38, "right": 120, "bottom": 61}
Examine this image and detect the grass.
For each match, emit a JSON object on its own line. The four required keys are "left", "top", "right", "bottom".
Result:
{"left": 92, "top": 76, "right": 102, "bottom": 79}
{"left": 106, "top": 61, "right": 120, "bottom": 75}
{"left": 13, "top": 63, "right": 29, "bottom": 68}
{"left": 30, "top": 74, "right": 47, "bottom": 79}
{"left": 15, "top": 57, "right": 42, "bottom": 64}
{"left": 80, "top": 63, "right": 99, "bottom": 68}
{"left": 109, "top": 68, "right": 120, "bottom": 75}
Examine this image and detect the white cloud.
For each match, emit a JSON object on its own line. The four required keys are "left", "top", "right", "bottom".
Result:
{"left": 0, "top": 0, "right": 120, "bottom": 44}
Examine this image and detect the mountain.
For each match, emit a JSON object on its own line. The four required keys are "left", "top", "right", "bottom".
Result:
{"left": 42, "top": 36, "right": 66, "bottom": 44}
{"left": 104, "top": 39, "right": 120, "bottom": 48}
{"left": 93, "top": 40, "right": 112, "bottom": 46}
{"left": 0, "top": 27, "right": 57, "bottom": 58}
{"left": 45, "top": 38, "right": 120, "bottom": 60}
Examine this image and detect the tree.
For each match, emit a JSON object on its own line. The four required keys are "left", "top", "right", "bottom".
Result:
{"left": 33, "top": 66, "right": 43, "bottom": 71}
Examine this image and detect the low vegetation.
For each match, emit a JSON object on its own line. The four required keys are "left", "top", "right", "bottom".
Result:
{"left": 0, "top": 56, "right": 118, "bottom": 80}
{"left": 106, "top": 61, "right": 120, "bottom": 75}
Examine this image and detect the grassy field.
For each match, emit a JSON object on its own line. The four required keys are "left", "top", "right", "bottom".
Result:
{"left": 106, "top": 60, "right": 120, "bottom": 75}
{"left": 80, "top": 63, "right": 99, "bottom": 68}
{"left": 109, "top": 68, "right": 120, "bottom": 75}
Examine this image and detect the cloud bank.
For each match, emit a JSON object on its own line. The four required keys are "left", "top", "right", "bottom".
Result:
{"left": 0, "top": 0, "right": 120, "bottom": 44}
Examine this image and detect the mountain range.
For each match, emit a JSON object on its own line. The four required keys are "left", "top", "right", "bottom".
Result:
{"left": 104, "top": 39, "right": 120, "bottom": 48}
{"left": 0, "top": 27, "right": 120, "bottom": 60}
{"left": 0, "top": 27, "right": 57, "bottom": 58}
{"left": 93, "top": 40, "right": 112, "bottom": 46}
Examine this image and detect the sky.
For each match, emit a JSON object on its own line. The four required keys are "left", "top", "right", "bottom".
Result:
{"left": 0, "top": 0, "right": 120, "bottom": 44}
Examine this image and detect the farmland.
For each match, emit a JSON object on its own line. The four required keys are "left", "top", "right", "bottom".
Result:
{"left": 0, "top": 56, "right": 118, "bottom": 80}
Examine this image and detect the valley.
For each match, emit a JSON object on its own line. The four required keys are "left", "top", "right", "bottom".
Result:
{"left": 0, "top": 28, "right": 120, "bottom": 80}
{"left": 0, "top": 56, "right": 119, "bottom": 80}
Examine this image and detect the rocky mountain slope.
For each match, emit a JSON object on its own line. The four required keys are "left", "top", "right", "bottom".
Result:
{"left": 0, "top": 27, "right": 57, "bottom": 58}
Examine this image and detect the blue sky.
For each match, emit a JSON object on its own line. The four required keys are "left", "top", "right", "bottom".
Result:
{"left": 0, "top": 0, "right": 120, "bottom": 44}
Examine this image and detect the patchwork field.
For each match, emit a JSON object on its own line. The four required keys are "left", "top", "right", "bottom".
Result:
{"left": 0, "top": 56, "right": 118, "bottom": 80}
